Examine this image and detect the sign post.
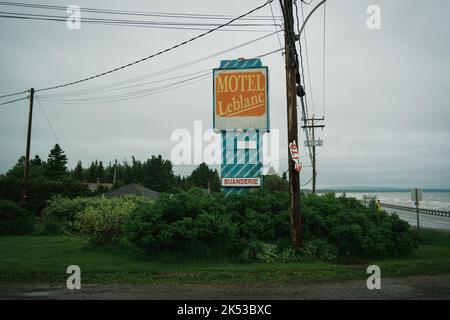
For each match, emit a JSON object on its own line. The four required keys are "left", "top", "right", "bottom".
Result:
{"left": 213, "top": 58, "right": 269, "bottom": 195}
{"left": 411, "top": 188, "right": 422, "bottom": 230}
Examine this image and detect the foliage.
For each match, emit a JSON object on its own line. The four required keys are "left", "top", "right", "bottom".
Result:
{"left": 41, "top": 196, "right": 95, "bottom": 235}
{"left": 124, "top": 189, "right": 240, "bottom": 256}
{"left": 262, "top": 174, "right": 288, "bottom": 192}
{"left": 0, "top": 175, "right": 91, "bottom": 216}
{"left": 46, "top": 144, "right": 68, "bottom": 178}
{"left": 74, "top": 196, "right": 145, "bottom": 245}
{"left": 0, "top": 199, "right": 35, "bottom": 235}
{"left": 186, "top": 162, "right": 221, "bottom": 192}
{"left": 301, "top": 193, "right": 418, "bottom": 260}
{"left": 124, "top": 190, "right": 418, "bottom": 261}
{"left": 41, "top": 195, "right": 150, "bottom": 241}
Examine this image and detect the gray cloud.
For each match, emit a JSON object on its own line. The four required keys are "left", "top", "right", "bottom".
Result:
{"left": 0, "top": 0, "right": 449, "bottom": 188}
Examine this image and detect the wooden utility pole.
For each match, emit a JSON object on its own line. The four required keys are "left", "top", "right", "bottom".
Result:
{"left": 113, "top": 159, "right": 117, "bottom": 185}
{"left": 282, "top": 0, "right": 301, "bottom": 248}
{"left": 22, "top": 88, "right": 34, "bottom": 203}
{"left": 302, "top": 116, "right": 325, "bottom": 194}
{"left": 312, "top": 117, "right": 316, "bottom": 193}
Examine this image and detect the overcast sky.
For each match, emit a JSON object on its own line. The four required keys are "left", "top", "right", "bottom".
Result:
{"left": 1, "top": 0, "right": 449, "bottom": 189}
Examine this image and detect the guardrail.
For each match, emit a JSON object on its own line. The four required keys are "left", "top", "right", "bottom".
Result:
{"left": 380, "top": 202, "right": 450, "bottom": 218}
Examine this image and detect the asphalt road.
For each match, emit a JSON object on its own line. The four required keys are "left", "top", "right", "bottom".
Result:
{"left": 384, "top": 207, "right": 450, "bottom": 231}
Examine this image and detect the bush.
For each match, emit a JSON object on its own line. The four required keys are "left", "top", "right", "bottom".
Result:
{"left": 302, "top": 193, "right": 418, "bottom": 260}
{"left": 0, "top": 175, "right": 90, "bottom": 216}
{"left": 123, "top": 190, "right": 418, "bottom": 261}
{"left": 74, "top": 196, "right": 148, "bottom": 245}
{"left": 41, "top": 196, "right": 95, "bottom": 235}
{"left": 124, "top": 189, "right": 242, "bottom": 257}
{"left": 0, "top": 199, "right": 35, "bottom": 235}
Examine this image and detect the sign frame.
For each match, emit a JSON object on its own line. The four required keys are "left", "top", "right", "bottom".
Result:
{"left": 212, "top": 65, "right": 270, "bottom": 132}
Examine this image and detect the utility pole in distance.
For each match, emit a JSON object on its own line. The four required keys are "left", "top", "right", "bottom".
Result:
{"left": 282, "top": 0, "right": 301, "bottom": 248}
{"left": 302, "top": 115, "right": 325, "bottom": 193}
{"left": 22, "top": 88, "right": 34, "bottom": 203}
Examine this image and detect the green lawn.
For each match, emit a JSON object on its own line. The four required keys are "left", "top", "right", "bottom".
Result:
{"left": 0, "top": 231, "right": 449, "bottom": 284}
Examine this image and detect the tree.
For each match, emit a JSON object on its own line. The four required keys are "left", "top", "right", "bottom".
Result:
{"left": 188, "top": 163, "right": 221, "bottom": 192}
{"left": 30, "top": 155, "right": 43, "bottom": 166}
{"left": 46, "top": 144, "right": 68, "bottom": 178}
{"left": 88, "top": 161, "right": 97, "bottom": 182}
{"left": 73, "top": 161, "right": 84, "bottom": 181}
{"left": 97, "top": 161, "right": 105, "bottom": 182}
{"left": 263, "top": 174, "right": 288, "bottom": 192}
{"left": 143, "top": 155, "right": 175, "bottom": 192}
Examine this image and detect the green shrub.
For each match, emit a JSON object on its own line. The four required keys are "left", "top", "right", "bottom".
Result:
{"left": 74, "top": 196, "right": 147, "bottom": 245}
{"left": 0, "top": 176, "right": 90, "bottom": 216}
{"left": 0, "top": 199, "right": 35, "bottom": 235}
{"left": 41, "top": 196, "right": 94, "bottom": 235}
{"left": 302, "top": 193, "right": 418, "bottom": 260}
{"left": 123, "top": 190, "right": 418, "bottom": 261}
{"left": 124, "top": 190, "right": 242, "bottom": 256}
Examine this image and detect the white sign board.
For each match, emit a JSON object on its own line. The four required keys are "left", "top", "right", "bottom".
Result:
{"left": 411, "top": 188, "right": 423, "bottom": 202}
{"left": 222, "top": 177, "right": 261, "bottom": 187}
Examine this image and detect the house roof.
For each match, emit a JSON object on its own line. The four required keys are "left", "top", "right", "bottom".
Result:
{"left": 102, "top": 183, "right": 159, "bottom": 200}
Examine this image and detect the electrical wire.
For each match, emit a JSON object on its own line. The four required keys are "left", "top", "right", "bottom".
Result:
{"left": 0, "top": 12, "right": 280, "bottom": 32}
{"left": 0, "top": 1, "right": 283, "bottom": 21}
{"left": 39, "top": 72, "right": 212, "bottom": 104}
{"left": 0, "top": 89, "right": 28, "bottom": 99}
{"left": 293, "top": 0, "right": 313, "bottom": 163}
{"left": 29, "top": 0, "right": 274, "bottom": 93}
{"left": 35, "top": 95, "right": 59, "bottom": 144}
{"left": 39, "top": 46, "right": 285, "bottom": 105}
{"left": 300, "top": 1, "right": 315, "bottom": 115}
{"left": 39, "top": 31, "right": 281, "bottom": 99}
{"left": 269, "top": 1, "right": 284, "bottom": 56}
{"left": 41, "top": 69, "right": 211, "bottom": 98}
{"left": 0, "top": 96, "right": 28, "bottom": 106}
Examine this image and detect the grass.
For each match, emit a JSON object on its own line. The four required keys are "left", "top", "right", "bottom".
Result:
{"left": 0, "top": 230, "right": 449, "bottom": 284}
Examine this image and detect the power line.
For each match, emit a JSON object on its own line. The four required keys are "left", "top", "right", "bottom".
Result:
{"left": 300, "top": 1, "right": 315, "bottom": 115}
{"left": 39, "top": 31, "right": 281, "bottom": 99}
{"left": 41, "top": 69, "right": 211, "bottom": 99}
{"left": 0, "top": 89, "right": 29, "bottom": 99}
{"left": 26, "top": 0, "right": 273, "bottom": 93}
{"left": 39, "top": 46, "right": 285, "bottom": 104}
{"left": 293, "top": 0, "right": 313, "bottom": 163}
{"left": 269, "top": 1, "right": 284, "bottom": 55}
{"left": 0, "top": 95, "right": 28, "bottom": 106}
{"left": 35, "top": 95, "right": 59, "bottom": 144}
{"left": 40, "top": 72, "right": 212, "bottom": 104}
{"left": 0, "top": 12, "right": 281, "bottom": 32}
{"left": 0, "top": 1, "right": 283, "bottom": 21}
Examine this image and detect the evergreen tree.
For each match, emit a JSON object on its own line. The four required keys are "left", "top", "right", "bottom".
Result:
{"left": 73, "top": 161, "right": 84, "bottom": 181}
{"left": 143, "top": 155, "right": 175, "bottom": 192}
{"left": 97, "top": 161, "right": 104, "bottom": 182}
{"left": 46, "top": 144, "right": 68, "bottom": 178}
{"left": 88, "top": 161, "right": 97, "bottom": 182}
{"left": 30, "top": 155, "right": 43, "bottom": 166}
{"left": 188, "top": 163, "right": 221, "bottom": 192}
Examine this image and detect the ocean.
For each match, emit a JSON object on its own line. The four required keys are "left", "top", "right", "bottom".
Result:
{"left": 337, "top": 192, "right": 450, "bottom": 211}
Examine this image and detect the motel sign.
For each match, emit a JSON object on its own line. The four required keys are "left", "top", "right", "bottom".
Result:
{"left": 213, "top": 59, "right": 269, "bottom": 195}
